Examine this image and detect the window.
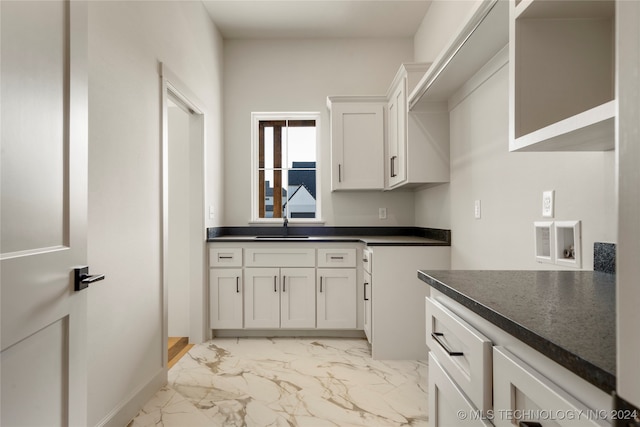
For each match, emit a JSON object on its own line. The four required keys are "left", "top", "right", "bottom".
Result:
{"left": 252, "top": 113, "right": 320, "bottom": 221}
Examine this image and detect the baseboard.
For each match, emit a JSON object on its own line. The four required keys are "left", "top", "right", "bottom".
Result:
{"left": 94, "top": 367, "right": 166, "bottom": 427}
{"left": 212, "top": 329, "right": 366, "bottom": 339}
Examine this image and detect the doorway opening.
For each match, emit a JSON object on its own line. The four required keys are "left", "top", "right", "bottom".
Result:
{"left": 161, "top": 64, "right": 206, "bottom": 369}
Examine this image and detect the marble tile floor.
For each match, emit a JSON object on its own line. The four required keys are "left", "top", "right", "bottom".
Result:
{"left": 128, "top": 337, "right": 428, "bottom": 427}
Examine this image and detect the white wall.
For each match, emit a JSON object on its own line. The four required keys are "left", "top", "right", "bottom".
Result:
{"left": 87, "top": 2, "right": 223, "bottom": 425}
{"left": 414, "top": 0, "right": 479, "bottom": 63}
{"left": 223, "top": 38, "right": 416, "bottom": 226}
{"left": 413, "top": 4, "right": 616, "bottom": 270}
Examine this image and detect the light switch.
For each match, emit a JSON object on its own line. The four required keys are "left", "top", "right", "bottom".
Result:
{"left": 209, "top": 205, "right": 215, "bottom": 219}
{"left": 474, "top": 200, "right": 481, "bottom": 219}
{"left": 379, "top": 208, "right": 387, "bottom": 220}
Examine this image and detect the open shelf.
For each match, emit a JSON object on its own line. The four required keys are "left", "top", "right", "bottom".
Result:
{"left": 408, "top": 0, "right": 508, "bottom": 110}
{"left": 509, "top": 0, "right": 615, "bottom": 152}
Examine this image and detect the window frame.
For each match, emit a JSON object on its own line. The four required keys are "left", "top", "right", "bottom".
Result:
{"left": 250, "top": 112, "right": 322, "bottom": 224}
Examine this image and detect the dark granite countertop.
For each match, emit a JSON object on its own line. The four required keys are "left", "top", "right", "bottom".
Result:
{"left": 417, "top": 270, "right": 616, "bottom": 393}
{"left": 207, "top": 226, "right": 451, "bottom": 246}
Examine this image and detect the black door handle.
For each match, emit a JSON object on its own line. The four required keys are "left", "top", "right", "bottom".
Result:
{"left": 74, "top": 266, "right": 105, "bottom": 291}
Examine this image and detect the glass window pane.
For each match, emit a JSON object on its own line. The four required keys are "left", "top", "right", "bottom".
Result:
{"left": 256, "top": 117, "right": 318, "bottom": 220}
{"left": 286, "top": 126, "right": 316, "bottom": 168}
{"left": 287, "top": 166, "right": 316, "bottom": 219}
{"left": 263, "top": 126, "right": 274, "bottom": 169}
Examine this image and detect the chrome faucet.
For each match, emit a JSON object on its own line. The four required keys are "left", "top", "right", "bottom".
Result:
{"left": 283, "top": 216, "right": 288, "bottom": 235}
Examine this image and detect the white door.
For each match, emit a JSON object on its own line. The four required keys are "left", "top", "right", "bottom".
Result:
{"left": 244, "top": 268, "right": 280, "bottom": 328}
{"left": 1, "top": 1, "right": 89, "bottom": 425}
{"left": 280, "top": 268, "right": 315, "bottom": 329}
{"left": 317, "top": 268, "right": 357, "bottom": 329}
{"left": 209, "top": 269, "right": 243, "bottom": 329}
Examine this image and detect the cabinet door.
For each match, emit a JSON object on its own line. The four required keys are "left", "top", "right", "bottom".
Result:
{"left": 493, "top": 347, "right": 609, "bottom": 427}
{"left": 280, "top": 268, "right": 316, "bottom": 329}
{"left": 209, "top": 269, "right": 243, "bottom": 329}
{"left": 317, "top": 268, "right": 357, "bottom": 329}
{"left": 387, "top": 80, "right": 406, "bottom": 188}
{"left": 429, "top": 353, "right": 493, "bottom": 427}
{"left": 363, "top": 270, "right": 372, "bottom": 343}
{"left": 244, "top": 268, "right": 280, "bottom": 328}
{"left": 330, "top": 101, "right": 384, "bottom": 190}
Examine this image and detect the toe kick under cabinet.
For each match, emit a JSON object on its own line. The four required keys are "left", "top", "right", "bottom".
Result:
{"left": 208, "top": 242, "right": 359, "bottom": 336}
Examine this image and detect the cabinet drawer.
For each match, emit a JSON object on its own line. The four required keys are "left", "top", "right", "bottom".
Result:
{"left": 245, "top": 248, "right": 315, "bottom": 267}
{"left": 209, "top": 248, "right": 242, "bottom": 267}
{"left": 317, "top": 248, "right": 356, "bottom": 267}
{"left": 429, "top": 353, "right": 494, "bottom": 427}
{"left": 362, "top": 248, "right": 372, "bottom": 273}
{"left": 493, "top": 347, "right": 610, "bottom": 427}
{"left": 426, "top": 296, "right": 492, "bottom": 413}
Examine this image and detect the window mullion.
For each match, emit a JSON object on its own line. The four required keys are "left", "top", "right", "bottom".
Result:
{"left": 273, "top": 125, "right": 282, "bottom": 218}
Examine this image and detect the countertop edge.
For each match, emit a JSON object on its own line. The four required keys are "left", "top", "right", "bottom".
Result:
{"left": 417, "top": 270, "right": 616, "bottom": 393}
{"left": 207, "top": 226, "right": 452, "bottom": 246}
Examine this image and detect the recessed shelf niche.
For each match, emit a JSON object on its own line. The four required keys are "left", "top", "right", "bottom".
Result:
{"left": 534, "top": 221, "right": 555, "bottom": 264}
{"left": 555, "top": 220, "right": 582, "bottom": 268}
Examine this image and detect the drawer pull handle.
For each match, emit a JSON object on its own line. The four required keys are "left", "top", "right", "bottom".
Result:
{"left": 236, "top": 277, "right": 240, "bottom": 293}
{"left": 283, "top": 276, "right": 286, "bottom": 292}
{"left": 431, "top": 332, "right": 463, "bottom": 356}
{"left": 519, "top": 423, "right": 542, "bottom": 427}
{"left": 364, "top": 282, "right": 369, "bottom": 301}
{"left": 218, "top": 255, "right": 233, "bottom": 259}
{"left": 330, "top": 256, "right": 344, "bottom": 260}
{"left": 274, "top": 276, "right": 277, "bottom": 292}
{"left": 362, "top": 258, "right": 368, "bottom": 262}
{"left": 319, "top": 276, "right": 323, "bottom": 293}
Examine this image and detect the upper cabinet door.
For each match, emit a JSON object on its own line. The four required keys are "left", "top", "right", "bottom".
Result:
{"left": 387, "top": 81, "right": 407, "bottom": 188}
{"left": 328, "top": 97, "right": 385, "bottom": 191}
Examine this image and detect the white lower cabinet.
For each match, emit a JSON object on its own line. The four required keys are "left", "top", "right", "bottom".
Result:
{"left": 209, "top": 268, "right": 243, "bottom": 329}
{"left": 427, "top": 289, "right": 613, "bottom": 427}
{"left": 429, "top": 353, "right": 494, "bottom": 427}
{"left": 244, "top": 267, "right": 316, "bottom": 329}
{"left": 493, "top": 347, "right": 609, "bottom": 427}
{"left": 363, "top": 269, "right": 372, "bottom": 343}
{"left": 426, "top": 297, "right": 492, "bottom": 414}
{"left": 316, "top": 268, "right": 356, "bottom": 329}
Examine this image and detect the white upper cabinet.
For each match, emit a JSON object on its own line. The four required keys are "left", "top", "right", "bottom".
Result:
{"left": 327, "top": 96, "right": 385, "bottom": 191}
{"left": 387, "top": 63, "right": 450, "bottom": 189}
{"left": 509, "top": 0, "right": 615, "bottom": 151}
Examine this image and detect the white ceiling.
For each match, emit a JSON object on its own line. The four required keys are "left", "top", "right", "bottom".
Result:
{"left": 201, "top": 0, "right": 433, "bottom": 39}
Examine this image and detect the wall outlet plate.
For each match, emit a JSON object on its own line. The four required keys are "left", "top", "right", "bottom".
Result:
{"left": 379, "top": 207, "right": 387, "bottom": 220}
{"left": 542, "top": 190, "right": 554, "bottom": 218}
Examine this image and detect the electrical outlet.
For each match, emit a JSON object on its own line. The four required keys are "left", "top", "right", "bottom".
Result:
{"left": 209, "top": 205, "right": 215, "bottom": 219}
{"left": 379, "top": 208, "right": 387, "bottom": 220}
{"left": 474, "top": 200, "right": 481, "bottom": 219}
{"left": 542, "top": 190, "right": 554, "bottom": 218}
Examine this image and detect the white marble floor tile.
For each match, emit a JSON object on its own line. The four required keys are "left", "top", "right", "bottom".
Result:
{"left": 129, "top": 337, "right": 428, "bottom": 427}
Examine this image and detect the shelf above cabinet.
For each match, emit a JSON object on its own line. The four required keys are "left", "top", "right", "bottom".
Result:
{"left": 510, "top": 101, "right": 615, "bottom": 151}
{"left": 409, "top": 0, "right": 508, "bottom": 110}
{"left": 509, "top": 0, "right": 615, "bottom": 152}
